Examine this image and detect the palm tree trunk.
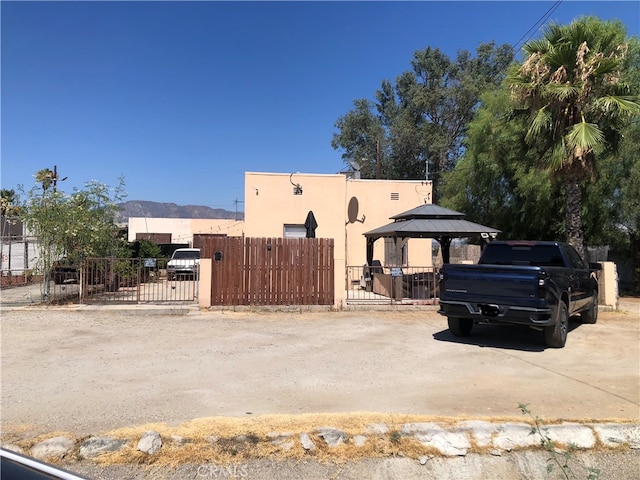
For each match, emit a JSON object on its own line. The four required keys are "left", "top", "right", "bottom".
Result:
{"left": 565, "top": 170, "right": 586, "bottom": 260}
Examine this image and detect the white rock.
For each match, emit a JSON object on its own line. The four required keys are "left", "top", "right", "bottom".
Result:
{"left": 79, "top": 436, "right": 126, "bottom": 458}
{"left": 299, "top": 432, "right": 315, "bottom": 451}
{"left": 492, "top": 423, "right": 538, "bottom": 451}
{"left": 315, "top": 428, "right": 348, "bottom": 447}
{"left": 137, "top": 430, "right": 162, "bottom": 455}
{"left": 31, "top": 436, "right": 74, "bottom": 460}
{"left": 545, "top": 423, "right": 596, "bottom": 449}
{"left": 353, "top": 435, "right": 367, "bottom": 447}
{"left": 592, "top": 423, "right": 640, "bottom": 448}
{"left": 365, "top": 423, "right": 389, "bottom": 435}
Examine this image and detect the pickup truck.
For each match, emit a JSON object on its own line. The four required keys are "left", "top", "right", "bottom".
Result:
{"left": 438, "top": 241, "right": 600, "bottom": 348}
{"left": 167, "top": 248, "right": 200, "bottom": 281}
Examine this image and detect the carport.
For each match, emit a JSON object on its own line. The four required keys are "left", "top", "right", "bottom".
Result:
{"left": 363, "top": 204, "right": 501, "bottom": 265}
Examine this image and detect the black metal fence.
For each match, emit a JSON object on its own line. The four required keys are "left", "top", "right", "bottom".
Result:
{"left": 346, "top": 265, "right": 438, "bottom": 304}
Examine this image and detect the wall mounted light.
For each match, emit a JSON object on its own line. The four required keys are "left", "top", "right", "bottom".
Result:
{"left": 289, "top": 172, "right": 303, "bottom": 195}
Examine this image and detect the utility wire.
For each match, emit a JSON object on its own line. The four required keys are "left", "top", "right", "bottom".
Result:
{"left": 511, "top": 0, "right": 563, "bottom": 54}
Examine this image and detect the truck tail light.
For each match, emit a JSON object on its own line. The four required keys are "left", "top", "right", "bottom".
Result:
{"left": 537, "top": 271, "right": 549, "bottom": 298}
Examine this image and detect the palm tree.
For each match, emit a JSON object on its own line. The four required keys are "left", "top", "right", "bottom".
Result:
{"left": 35, "top": 168, "right": 54, "bottom": 192}
{"left": 507, "top": 17, "right": 640, "bottom": 259}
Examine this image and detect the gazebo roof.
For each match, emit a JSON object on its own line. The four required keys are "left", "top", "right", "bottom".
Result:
{"left": 364, "top": 204, "right": 500, "bottom": 239}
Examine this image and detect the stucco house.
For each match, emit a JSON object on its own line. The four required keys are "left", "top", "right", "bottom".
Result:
{"left": 128, "top": 171, "right": 434, "bottom": 305}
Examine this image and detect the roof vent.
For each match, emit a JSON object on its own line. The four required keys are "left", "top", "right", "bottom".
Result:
{"left": 390, "top": 192, "right": 399, "bottom": 201}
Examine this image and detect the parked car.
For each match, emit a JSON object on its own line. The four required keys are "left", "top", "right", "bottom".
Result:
{"left": 51, "top": 259, "right": 79, "bottom": 284}
{"left": 167, "top": 248, "right": 200, "bottom": 280}
{"left": 1, "top": 447, "right": 87, "bottom": 479}
{"left": 438, "top": 241, "right": 600, "bottom": 348}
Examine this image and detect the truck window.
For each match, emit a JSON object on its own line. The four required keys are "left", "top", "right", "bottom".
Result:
{"left": 479, "top": 244, "right": 565, "bottom": 267}
{"left": 565, "top": 245, "right": 587, "bottom": 270}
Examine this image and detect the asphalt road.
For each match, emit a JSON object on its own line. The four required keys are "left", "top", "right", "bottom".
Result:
{"left": 1, "top": 306, "right": 638, "bottom": 437}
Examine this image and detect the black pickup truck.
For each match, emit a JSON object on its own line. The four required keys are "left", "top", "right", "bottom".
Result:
{"left": 438, "top": 241, "right": 600, "bottom": 348}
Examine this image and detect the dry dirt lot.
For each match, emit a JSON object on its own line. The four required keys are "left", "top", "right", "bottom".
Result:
{"left": 1, "top": 306, "right": 638, "bottom": 438}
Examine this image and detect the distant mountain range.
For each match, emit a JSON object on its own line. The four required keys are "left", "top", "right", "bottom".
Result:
{"left": 117, "top": 200, "right": 243, "bottom": 222}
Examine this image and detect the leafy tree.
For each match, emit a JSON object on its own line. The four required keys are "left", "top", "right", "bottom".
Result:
{"left": 136, "top": 239, "right": 163, "bottom": 258}
{"left": 506, "top": 17, "right": 640, "bottom": 259}
{"left": 618, "top": 119, "right": 640, "bottom": 292}
{"left": 1, "top": 189, "right": 21, "bottom": 216}
{"left": 331, "top": 99, "right": 385, "bottom": 179}
{"left": 441, "top": 87, "right": 564, "bottom": 240}
{"left": 333, "top": 42, "right": 514, "bottom": 202}
{"left": 20, "top": 175, "right": 127, "bottom": 297}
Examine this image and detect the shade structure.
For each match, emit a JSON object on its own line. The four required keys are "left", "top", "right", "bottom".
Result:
{"left": 363, "top": 204, "right": 500, "bottom": 264}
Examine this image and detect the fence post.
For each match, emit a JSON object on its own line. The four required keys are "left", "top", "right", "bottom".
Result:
{"left": 136, "top": 259, "right": 141, "bottom": 303}
{"left": 79, "top": 259, "right": 85, "bottom": 303}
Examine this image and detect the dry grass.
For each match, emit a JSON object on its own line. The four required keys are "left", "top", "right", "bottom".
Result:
{"left": 4, "top": 412, "right": 635, "bottom": 468}
{"left": 56, "top": 412, "right": 634, "bottom": 468}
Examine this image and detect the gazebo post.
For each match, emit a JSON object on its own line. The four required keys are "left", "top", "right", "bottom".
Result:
{"left": 366, "top": 238, "right": 375, "bottom": 265}
{"left": 438, "top": 236, "right": 452, "bottom": 264}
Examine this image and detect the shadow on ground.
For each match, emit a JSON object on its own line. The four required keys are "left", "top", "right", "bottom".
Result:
{"left": 432, "top": 320, "right": 586, "bottom": 352}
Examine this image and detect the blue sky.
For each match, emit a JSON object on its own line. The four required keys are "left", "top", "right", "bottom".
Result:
{"left": 2, "top": 1, "right": 638, "bottom": 211}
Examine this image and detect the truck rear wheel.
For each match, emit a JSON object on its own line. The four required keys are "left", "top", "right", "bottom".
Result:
{"left": 544, "top": 301, "right": 568, "bottom": 348}
{"left": 581, "top": 293, "right": 598, "bottom": 324}
{"left": 448, "top": 317, "right": 473, "bottom": 337}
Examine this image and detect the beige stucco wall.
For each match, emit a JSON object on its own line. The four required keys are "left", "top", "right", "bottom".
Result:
{"left": 128, "top": 217, "right": 245, "bottom": 245}
{"left": 244, "top": 172, "right": 433, "bottom": 305}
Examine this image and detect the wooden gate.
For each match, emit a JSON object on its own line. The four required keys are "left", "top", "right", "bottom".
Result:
{"left": 197, "top": 237, "right": 334, "bottom": 306}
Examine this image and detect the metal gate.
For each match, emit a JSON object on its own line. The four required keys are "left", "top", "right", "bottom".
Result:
{"left": 81, "top": 258, "right": 198, "bottom": 304}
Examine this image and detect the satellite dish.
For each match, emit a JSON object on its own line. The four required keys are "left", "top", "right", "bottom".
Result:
{"left": 348, "top": 158, "right": 361, "bottom": 171}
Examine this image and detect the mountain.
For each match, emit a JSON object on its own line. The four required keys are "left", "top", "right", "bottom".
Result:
{"left": 117, "top": 200, "right": 243, "bottom": 222}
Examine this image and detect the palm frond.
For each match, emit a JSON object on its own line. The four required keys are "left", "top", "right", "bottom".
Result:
{"left": 545, "top": 83, "right": 579, "bottom": 102}
{"left": 566, "top": 120, "right": 605, "bottom": 152}
{"left": 544, "top": 139, "right": 567, "bottom": 172}
{"left": 593, "top": 95, "right": 640, "bottom": 114}
{"left": 526, "top": 107, "right": 552, "bottom": 142}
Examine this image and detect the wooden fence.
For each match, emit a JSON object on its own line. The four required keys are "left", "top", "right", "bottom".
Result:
{"left": 195, "top": 236, "right": 334, "bottom": 306}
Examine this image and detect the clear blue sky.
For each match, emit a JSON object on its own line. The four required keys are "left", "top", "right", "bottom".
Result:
{"left": 2, "top": 1, "right": 638, "bottom": 210}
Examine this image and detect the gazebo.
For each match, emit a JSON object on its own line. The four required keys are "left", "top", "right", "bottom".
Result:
{"left": 363, "top": 204, "right": 501, "bottom": 265}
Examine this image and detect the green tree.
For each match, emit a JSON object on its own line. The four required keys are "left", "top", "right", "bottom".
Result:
{"left": 331, "top": 99, "right": 385, "bottom": 179}
{"left": 506, "top": 17, "right": 640, "bottom": 259}
{"left": 332, "top": 42, "right": 513, "bottom": 201}
{"left": 441, "top": 87, "right": 564, "bottom": 240}
{"left": 20, "top": 175, "right": 127, "bottom": 298}
{"left": 618, "top": 120, "right": 640, "bottom": 292}
{"left": 1, "top": 189, "right": 21, "bottom": 216}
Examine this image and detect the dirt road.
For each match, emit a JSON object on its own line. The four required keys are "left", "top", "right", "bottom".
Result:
{"left": 1, "top": 307, "right": 638, "bottom": 436}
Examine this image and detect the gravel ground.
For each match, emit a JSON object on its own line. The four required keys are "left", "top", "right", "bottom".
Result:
{"left": 1, "top": 305, "right": 638, "bottom": 479}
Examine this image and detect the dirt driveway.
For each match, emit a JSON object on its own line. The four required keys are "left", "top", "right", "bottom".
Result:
{"left": 1, "top": 307, "right": 638, "bottom": 436}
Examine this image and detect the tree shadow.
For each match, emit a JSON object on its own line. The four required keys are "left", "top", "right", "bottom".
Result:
{"left": 432, "top": 319, "right": 583, "bottom": 352}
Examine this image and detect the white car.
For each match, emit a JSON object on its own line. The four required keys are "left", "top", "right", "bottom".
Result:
{"left": 167, "top": 248, "right": 200, "bottom": 280}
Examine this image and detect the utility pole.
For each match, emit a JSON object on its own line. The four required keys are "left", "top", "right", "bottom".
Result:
{"left": 376, "top": 137, "right": 381, "bottom": 179}
{"left": 52, "top": 165, "right": 67, "bottom": 192}
{"left": 234, "top": 199, "right": 245, "bottom": 221}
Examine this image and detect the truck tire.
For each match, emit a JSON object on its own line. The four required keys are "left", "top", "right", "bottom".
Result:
{"left": 448, "top": 317, "right": 473, "bottom": 337}
{"left": 581, "top": 293, "right": 598, "bottom": 324}
{"left": 544, "top": 301, "right": 568, "bottom": 348}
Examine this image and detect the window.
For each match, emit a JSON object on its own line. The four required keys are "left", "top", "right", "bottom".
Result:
{"left": 565, "top": 245, "right": 587, "bottom": 270}
{"left": 283, "top": 224, "right": 306, "bottom": 239}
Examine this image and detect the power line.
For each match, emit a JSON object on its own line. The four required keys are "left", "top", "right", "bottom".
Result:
{"left": 511, "top": 0, "right": 563, "bottom": 54}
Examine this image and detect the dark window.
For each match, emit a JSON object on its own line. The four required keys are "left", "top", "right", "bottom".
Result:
{"left": 479, "top": 244, "right": 566, "bottom": 267}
